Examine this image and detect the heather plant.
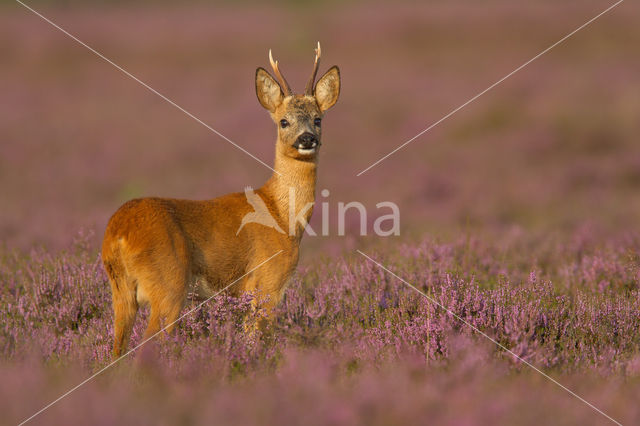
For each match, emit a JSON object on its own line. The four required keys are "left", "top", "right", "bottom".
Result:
{"left": 2, "top": 229, "right": 639, "bottom": 424}
{"left": 3, "top": 1, "right": 640, "bottom": 424}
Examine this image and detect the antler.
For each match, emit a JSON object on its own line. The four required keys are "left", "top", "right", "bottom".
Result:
{"left": 268, "top": 49, "right": 292, "bottom": 96}
{"left": 305, "top": 42, "right": 321, "bottom": 96}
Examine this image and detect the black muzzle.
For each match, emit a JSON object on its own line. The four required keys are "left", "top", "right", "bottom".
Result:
{"left": 293, "top": 132, "right": 320, "bottom": 150}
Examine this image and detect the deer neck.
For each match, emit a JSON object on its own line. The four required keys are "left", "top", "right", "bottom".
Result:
{"left": 261, "top": 143, "right": 317, "bottom": 240}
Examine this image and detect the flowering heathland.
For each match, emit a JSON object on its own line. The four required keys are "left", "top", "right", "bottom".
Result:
{"left": 2, "top": 230, "right": 639, "bottom": 424}
{"left": 3, "top": 1, "right": 640, "bottom": 424}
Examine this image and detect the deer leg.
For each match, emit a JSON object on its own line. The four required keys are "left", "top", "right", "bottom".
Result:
{"left": 243, "top": 275, "right": 284, "bottom": 334}
{"left": 160, "top": 297, "right": 186, "bottom": 334}
{"left": 142, "top": 307, "right": 162, "bottom": 342}
{"left": 111, "top": 276, "right": 138, "bottom": 358}
{"left": 140, "top": 266, "right": 188, "bottom": 343}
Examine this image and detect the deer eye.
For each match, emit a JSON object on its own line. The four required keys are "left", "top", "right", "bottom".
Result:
{"left": 314, "top": 118, "right": 322, "bottom": 127}
{"left": 280, "top": 119, "right": 290, "bottom": 128}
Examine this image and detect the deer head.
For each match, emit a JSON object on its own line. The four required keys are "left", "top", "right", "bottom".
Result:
{"left": 255, "top": 43, "right": 340, "bottom": 160}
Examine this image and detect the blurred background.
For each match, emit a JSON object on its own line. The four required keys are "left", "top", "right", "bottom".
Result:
{"left": 1, "top": 0, "right": 639, "bottom": 258}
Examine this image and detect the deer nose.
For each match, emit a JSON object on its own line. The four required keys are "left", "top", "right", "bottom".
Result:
{"left": 294, "top": 132, "right": 319, "bottom": 149}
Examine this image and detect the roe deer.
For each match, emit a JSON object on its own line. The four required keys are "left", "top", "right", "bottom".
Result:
{"left": 102, "top": 43, "right": 340, "bottom": 357}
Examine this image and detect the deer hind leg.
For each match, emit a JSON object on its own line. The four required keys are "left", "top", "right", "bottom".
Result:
{"left": 142, "top": 298, "right": 185, "bottom": 342}
{"left": 142, "top": 304, "right": 162, "bottom": 342}
{"left": 160, "top": 297, "right": 186, "bottom": 334}
{"left": 140, "top": 267, "right": 189, "bottom": 343}
{"left": 110, "top": 275, "right": 138, "bottom": 358}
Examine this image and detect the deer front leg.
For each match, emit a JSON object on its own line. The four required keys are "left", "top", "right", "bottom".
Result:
{"left": 240, "top": 273, "right": 284, "bottom": 334}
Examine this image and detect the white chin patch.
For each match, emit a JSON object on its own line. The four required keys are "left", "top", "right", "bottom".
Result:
{"left": 297, "top": 147, "right": 316, "bottom": 155}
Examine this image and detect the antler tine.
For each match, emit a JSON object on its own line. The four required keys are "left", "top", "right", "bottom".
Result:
{"left": 268, "top": 49, "right": 292, "bottom": 96}
{"left": 304, "top": 41, "right": 322, "bottom": 96}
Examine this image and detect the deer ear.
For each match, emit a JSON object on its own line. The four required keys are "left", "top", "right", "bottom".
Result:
{"left": 314, "top": 66, "right": 340, "bottom": 112}
{"left": 255, "top": 67, "right": 284, "bottom": 112}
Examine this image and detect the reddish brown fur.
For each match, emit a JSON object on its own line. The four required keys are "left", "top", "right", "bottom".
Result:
{"left": 102, "top": 47, "right": 340, "bottom": 357}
